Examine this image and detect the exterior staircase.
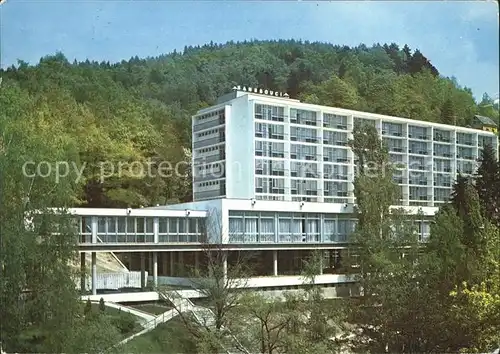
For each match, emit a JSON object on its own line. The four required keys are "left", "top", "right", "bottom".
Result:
{"left": 159, "top": 290, "right": 250, "bottom": 354}
{"left": 103, "top": 290, "right": 250, "bottom": 353}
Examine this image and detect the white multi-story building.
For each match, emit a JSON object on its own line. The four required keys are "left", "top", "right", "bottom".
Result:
{"left": 192, "top": 86, "right": 498, "bottom": 206}
{"left": 72, "top": 86, "right": 498, "bottom": 296}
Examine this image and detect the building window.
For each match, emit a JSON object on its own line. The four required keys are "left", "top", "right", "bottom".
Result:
{"left": 323, "top": 131, "right": 348, "bottom": 146}
{"left": 382, "top": 122, "right": 403, "bottom": 137}
{"left": 383, "top": 137, "right": 404, "bottom": 153}
{"left": 290, "top": 126, "right": 319, "bottom": 143}
{"left": 433, "top": 143, "right": 452, "bottom": 158}
{"left": 255, "top": 177, "right": 285, "bottom": 194}
{"left": 291, "top": 144, "right": 318, "bottom": 161}
{"left": 255, "top": 159, "right": 285, "bottom": 176}
{"left": 255, "top": 141, "right": 285, "bottom": 158}
{"left": 457, "top": 146, "right": 474, "bottom": 160}
{"left": 323, "top": 113, "right": 348, "bottom": 129}
{"left": 291, "top": 179, "right": 318, "bottom": 197}
{"left": 354, "top": 117, "right": 376, "bottom": 128}
{"left": 255, "top": 104, "right": 285, "bottom": 122}
{"left": 434, "top": 129, "right": 452, "bottom": 142}
{"left": 290, "top": 108, "right": 318, "bottom": 126}
{"left": 323, "top": 164, "right": 348, "bottom": 180}
{"left": 456, "top": 132, "right": 474, "bottom": 146}
{"left": 408, "top": 125, "right": 429, "bottom": 140}
{"left": 323, "top": 147, "right": 348, "bottom": 163}
{"left": 255, "top": 122, "right": 285, "bottom": 140}
{"left": 291, "top": 161, "right": 319, "bottom": 178}
{"left": 409, "top": 141, "right": 429, "bottom": 155}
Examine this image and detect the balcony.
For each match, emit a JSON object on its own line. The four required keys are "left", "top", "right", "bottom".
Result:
{"left": 409, "top": 134, "right": 430, "bottom": 141}
{"left": 434, "top": 134, "right": 451, "bottom": 143}
{"left": 409, "top": 150, "right": 429, "bottom": 155}
{"left": 409, "top": 179, "right": 428, "bottom": 186}
{"left": 278, "top": 233, "right": 321, "bottom": 243}
{"left": 382, "top": 130, "right": 404, "bottom": 137}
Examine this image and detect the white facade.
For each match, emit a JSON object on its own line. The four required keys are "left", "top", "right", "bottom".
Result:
{"left": 62, "top": 88, "right": 499, "bottom": 292}
{"left": 192, "top": 88, "right": 498, "bottom": 207}
{"left": 160, "top": 198, "right": 438, "bottom": 245}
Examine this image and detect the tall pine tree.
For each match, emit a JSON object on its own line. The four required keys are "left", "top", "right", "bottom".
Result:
{"left": 347, "top": 122, "right": 422, "bottom": 352}
{"left": 440, "top": 98, "right": 456, "bottom": 125}
{"left": 474, "top": 144, "right": 500, "bottom": 225}
{"left": 451, "top": 173, "right": 470, "bottom": 219}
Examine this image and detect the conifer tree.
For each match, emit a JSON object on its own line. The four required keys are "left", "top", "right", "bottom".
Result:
{"left": 347, "top": 122, "right": 422, "bottom": 352}
{"left": 440, "top": 98, "right": 456, "bottom": 125}
{"left": 451, "top": 173, "right": 470, "bottom": 218}
{"left": 99, "top": 297, "right": 106, "bottom": 313}
{"left": 475, "top": 144, "right": 500, "bottom": 225}
{"left": 84, "top": 299, "right": 92, "bottom": 316}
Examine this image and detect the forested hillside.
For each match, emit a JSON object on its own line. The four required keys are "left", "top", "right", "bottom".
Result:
{"left": 1, "top": 40, "right": 498, "bottom": 208}
{"left": 1, "top": 39, "right": 500, "bottom": 354}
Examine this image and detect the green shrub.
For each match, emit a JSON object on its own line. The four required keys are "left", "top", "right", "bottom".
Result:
{"left": 84, "top": 298, "right": 92, "bottom": 316}
{"left": 111, "top": 313, "right": 140, "bottom": 335}
{"left": 99, "top": 297, "right": 106, "bottom": 313}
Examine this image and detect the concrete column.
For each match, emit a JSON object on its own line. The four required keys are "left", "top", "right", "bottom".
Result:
{"left": 149, "top": 253, "right": 153, "bottom": 275}
{"left": 91, "top": 252, "right": 97, "bottom": 295}
{"left": 153, "top": 217, "right": 159, "bottom": 244}
{"left": 319, "top": 252, "right": 323, "bottom": 275}
{"left": 170, "top": 252, "right": 175, "bottom": 277}
{"left": 222, "top": 252, "right": 228, "bottom": 284}
{"left": 152, "top": 252, "right": 158, "bottom": 289}
{"left": 80, "top": 253, "right": 86, "bottom": 292}
{"left": 91, "top": 216, "right": 98, "bottom": 244}
{"left": 140, "top": 252, "right": 146, "bottom": 290}
{"left": 273, "top": 250, "right": 278, "bottom": 276}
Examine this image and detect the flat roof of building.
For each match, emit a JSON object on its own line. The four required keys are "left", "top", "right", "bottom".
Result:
{"left": 39, "top": 207, "right": 207, "bottom": 218}
{"left": 196, "top": 89, "right": 498, "bottom": 136}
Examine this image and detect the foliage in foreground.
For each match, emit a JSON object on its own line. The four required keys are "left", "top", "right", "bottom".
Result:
{"left": 346, "top": 123, "right": 500, "bottom": 353}
{"left": 1, "top": 39, "right": 499, "bottom": 353}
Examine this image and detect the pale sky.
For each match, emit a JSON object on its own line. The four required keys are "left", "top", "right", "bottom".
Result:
{"left": 1, "top": 1, "right": 499, "bottom": 100}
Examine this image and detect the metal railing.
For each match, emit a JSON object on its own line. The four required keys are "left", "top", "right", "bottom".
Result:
{"left": 159, "top": 290, "right": 250, "bottom": 354}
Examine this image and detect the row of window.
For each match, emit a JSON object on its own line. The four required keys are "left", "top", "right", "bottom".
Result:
{"left": 255, "top": 143, "right": 351, "bottom": 161}
{"left": 255, "top": 105, "right": 350, "bottom": 130}
{"left": 256, "top": 129, "right": 495, "bottom": 156}
{"left": 227, "top": 211, "right": 431, "bottom": 243}
{"left": 387, "top": 143, "right": 478, "bottom": 160}
{"left": 251, "top": 107, "right": 496, "bottom": 148}
{"left": 254, "top": 182, "right": 454, "bottom": 203}
{"left": 195, "top": 127, "right": 225, "bottom": 139}
{"left": 255, "top": 178, "right": 351, "bottom": 196}
{"left": 197, "top": 179, "right": 225, "bottom": 189}
{"left": 254, "top": 156, "right": 474, "bottom": 177}
{"left": 194, "top": 109, "right": 225, "bottom": 121}
{"left": 195, "top": 163, "right": 224, "bottom": 178}
{"left": 196, "top": 145, "right": 223, "bottom": 154}
{"left": 75, "top": 216, "right": 207, "bottom": 243}
{"left": 255, "top": 172, "right": 469, "bottom": 189}
{"left": 406, "top": 187, "right": 451, "bottom": 201}
{"left": 255, "top": 139, "right": 485, "bottom": 164}
{"left": 193, "top": 109, "right": 225, "bottom": 131}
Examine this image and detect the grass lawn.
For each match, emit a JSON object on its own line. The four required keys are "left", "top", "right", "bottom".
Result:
{"left": 119, "top": 317, "right": 198, "bottom": 353}
{"left": 82, "top": 301, "right": 144, "bottom": 338}
{"left": 87, "top": 302, "right": 124, "bottom": 316}
{"left": 127, "top": 301, "right": 173, "bottom": 315}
